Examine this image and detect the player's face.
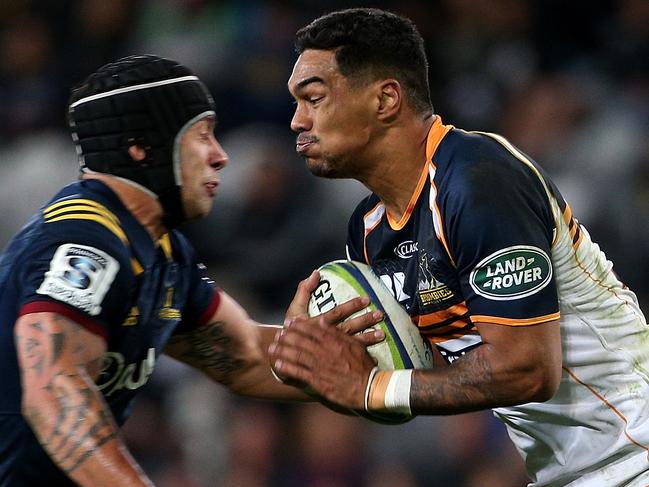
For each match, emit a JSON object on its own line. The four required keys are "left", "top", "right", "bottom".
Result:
{"left": 288, "top": 49, "right": 376, "bottom": 178}
{"left": 179, "top": 116, "right": 228, "bottom": 220}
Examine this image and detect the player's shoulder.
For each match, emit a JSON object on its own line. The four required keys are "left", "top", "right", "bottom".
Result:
{"left": 436, "top": 128, "right": 546, "bottom": 196}
{"left": 439, "top": 128, "right": 518, "bottom": 170}
{"left": 38, "top": 180, "right": 133, "bottom": 261}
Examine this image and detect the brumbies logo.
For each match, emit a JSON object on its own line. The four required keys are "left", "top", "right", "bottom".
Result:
{"left": 37, "top": 244, "right": 119, "bottom": 315}
{"left": 469, "top": 245, "right": 552, "bottom": 300}
{"left": 394, "top": 240, "right": 418, "bottom": 259}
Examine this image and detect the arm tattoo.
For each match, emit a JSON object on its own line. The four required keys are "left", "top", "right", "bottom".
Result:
{"left": 60, "top": 406, "right": 117, "bottom": 474}
{"left": 51, "top": 332, "right": 65, "bottom": 364}
{"left": 411, "top": 347, "right": 502, "bottom": 414}
{"left": 17, "top": 315, "right": 119, "bottom": 474}
{"left": 18, "top": 322, "right": 47, "bottom": 375}
{"left": 168, "top": 321, "right": 244, "bottom": 385}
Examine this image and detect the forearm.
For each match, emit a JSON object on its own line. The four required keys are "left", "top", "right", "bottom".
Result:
{"left": 219, "top": 323, "right": 310, "bottom": 401}
{"left": 410, "top": 343, "right": 553, "bottom": 414}
{"left": 170, "top": 290, "right": 382, "bottom": 402}
{"left": 166, "top": 320, "right": 309, "bottom": 401}
{"left": 23, "top": 368, "right": 153, "bottom": 487}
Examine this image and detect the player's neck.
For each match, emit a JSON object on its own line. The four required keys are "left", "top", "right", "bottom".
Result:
{"left": 82, "top": 173, "right": 167, "bottom": 243}
{"left": 361, "top": 115, "right": 435, "bottom": 221}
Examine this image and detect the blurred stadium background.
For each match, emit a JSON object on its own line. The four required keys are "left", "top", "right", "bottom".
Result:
{"left": 1, "top": 1, "right": 647, "bottom": 486}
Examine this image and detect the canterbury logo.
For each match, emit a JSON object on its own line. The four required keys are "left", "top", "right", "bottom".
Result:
{"left": 43, "top": 198, "right": 127, "bottom": 244}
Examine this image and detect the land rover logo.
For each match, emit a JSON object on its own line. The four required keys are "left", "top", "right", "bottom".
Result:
{"left": 395, "top": 240, "right": 418, "bottom": 259}
{"left": 469, "top": 246, "right": 552, "bottom": 300}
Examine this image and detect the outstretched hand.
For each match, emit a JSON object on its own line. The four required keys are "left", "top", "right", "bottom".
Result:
{"left": 284, "top": 271, "right": 385, "bottom": 344}
{"left": 284, "top": 270, "right": 321, "bottom": 325}
{"left": 269, "top": 311, "right": 380, "bottom": 411}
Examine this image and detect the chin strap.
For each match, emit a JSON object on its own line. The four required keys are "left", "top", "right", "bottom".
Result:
{"left": 158, "top": 186, "right": 186, "bottom": 229}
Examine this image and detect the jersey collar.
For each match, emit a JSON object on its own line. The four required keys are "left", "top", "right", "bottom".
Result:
{"left": 385, "top": 116, "right": 453, "bottom": 230}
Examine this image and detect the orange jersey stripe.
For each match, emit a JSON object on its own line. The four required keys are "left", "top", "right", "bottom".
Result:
{"left": 425, "top": 116, "right": 453, "bottom": 162}
{"left": 470, "top": 312, "right": 560, "bottom": 326}
{"left": 420, "top": 319, "right": 473, "bottom": 336}
{"left": 413, "top": 302, "right": 469, "bottom": 326}
{"left": 425, "top": 116, "right": 455, "bottom": 265}
{"left": 386, "top": 163, "right": 429, "bottom": 230}
{"left": 563, "top": 366, "right": 649, "bottom": 454}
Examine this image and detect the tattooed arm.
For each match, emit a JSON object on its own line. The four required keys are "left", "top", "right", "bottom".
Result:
{"left": 409, "top": 319, "right": 562, "bottom": 414}
{"left": 270, "top": 318, "right": 562, "bottom": 413}
{"left": 15, "top": 312, "right": 154, "bottom": 487}
{"left": 165, "top": 289, "right": 383, "bottom": 400}
{"left": 165, "top": 291, "right": 304, "bottom": 400}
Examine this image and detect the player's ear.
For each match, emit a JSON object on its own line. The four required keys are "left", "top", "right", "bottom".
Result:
{"left": 376, "top": 79, "right": 401, "bottom": 122}
{"left": 127, "top": 145, "right": 147, "bottom": 162}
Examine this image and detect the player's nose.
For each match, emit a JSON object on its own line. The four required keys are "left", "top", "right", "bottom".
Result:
{"left": 290, "top": 103, "right": 312, "bottom": 133}
{"left": 209, "top": 139, "right": 229, "bottom": 170}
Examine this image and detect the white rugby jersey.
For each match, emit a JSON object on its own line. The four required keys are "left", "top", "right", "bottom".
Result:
{"left": 346, "top": 116, "right": 649, "bottom": 486}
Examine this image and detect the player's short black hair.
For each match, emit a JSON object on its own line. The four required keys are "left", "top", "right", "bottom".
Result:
{"left": 295, "top": 8, "right": 433, "bottom": 115}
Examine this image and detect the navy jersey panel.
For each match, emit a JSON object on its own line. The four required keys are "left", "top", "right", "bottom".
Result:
{"left": 172, "top": 232, "right": 221, "bottom": 334}
{"left": 0, "top": 179, "right": 218, "bottom": 483}
{"left": 434, "top": 130, "right": 559, "bottom": 322}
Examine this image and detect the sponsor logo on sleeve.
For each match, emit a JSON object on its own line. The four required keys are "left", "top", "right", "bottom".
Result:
{"left": 36, "top": 244, "right": 119, "bottom": 315}
{"left": 469, "top": 245, "right": 552, "bottom": 300}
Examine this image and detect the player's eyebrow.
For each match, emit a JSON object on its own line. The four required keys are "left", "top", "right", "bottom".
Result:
{"left": 295, "top": 76, "right": 324, "bottom": 90}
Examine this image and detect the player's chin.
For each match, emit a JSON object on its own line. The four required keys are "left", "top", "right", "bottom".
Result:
{"left": 305, "top": 158, "right": 340, "bottom": 179}
{"left": 184, "top": 201, "right": 213, "bottom": 221}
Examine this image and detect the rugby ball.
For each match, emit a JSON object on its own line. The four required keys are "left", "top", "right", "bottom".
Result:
{"left": 307, "top": 259, "right": 434, "bottom": 424}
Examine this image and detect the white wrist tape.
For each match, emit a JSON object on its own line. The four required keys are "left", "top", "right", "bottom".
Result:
{"left": 365, "top": 368, "right": 413, "bottom": 415}
{"left": 384, "top": 370, "right": 413, "bottom": 415}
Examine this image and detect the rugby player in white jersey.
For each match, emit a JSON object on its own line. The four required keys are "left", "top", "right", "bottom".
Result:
{"left": 270, "top": 8, "right": 649, "bottom": 486}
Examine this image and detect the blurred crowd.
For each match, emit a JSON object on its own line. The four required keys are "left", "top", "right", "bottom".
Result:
{"left": 1, "top": 0, "right": 647, "bottom": 486}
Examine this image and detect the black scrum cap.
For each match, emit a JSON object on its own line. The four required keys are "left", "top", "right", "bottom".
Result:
{"left": 68, "top": 55, "right": 216, "bottom": 228}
